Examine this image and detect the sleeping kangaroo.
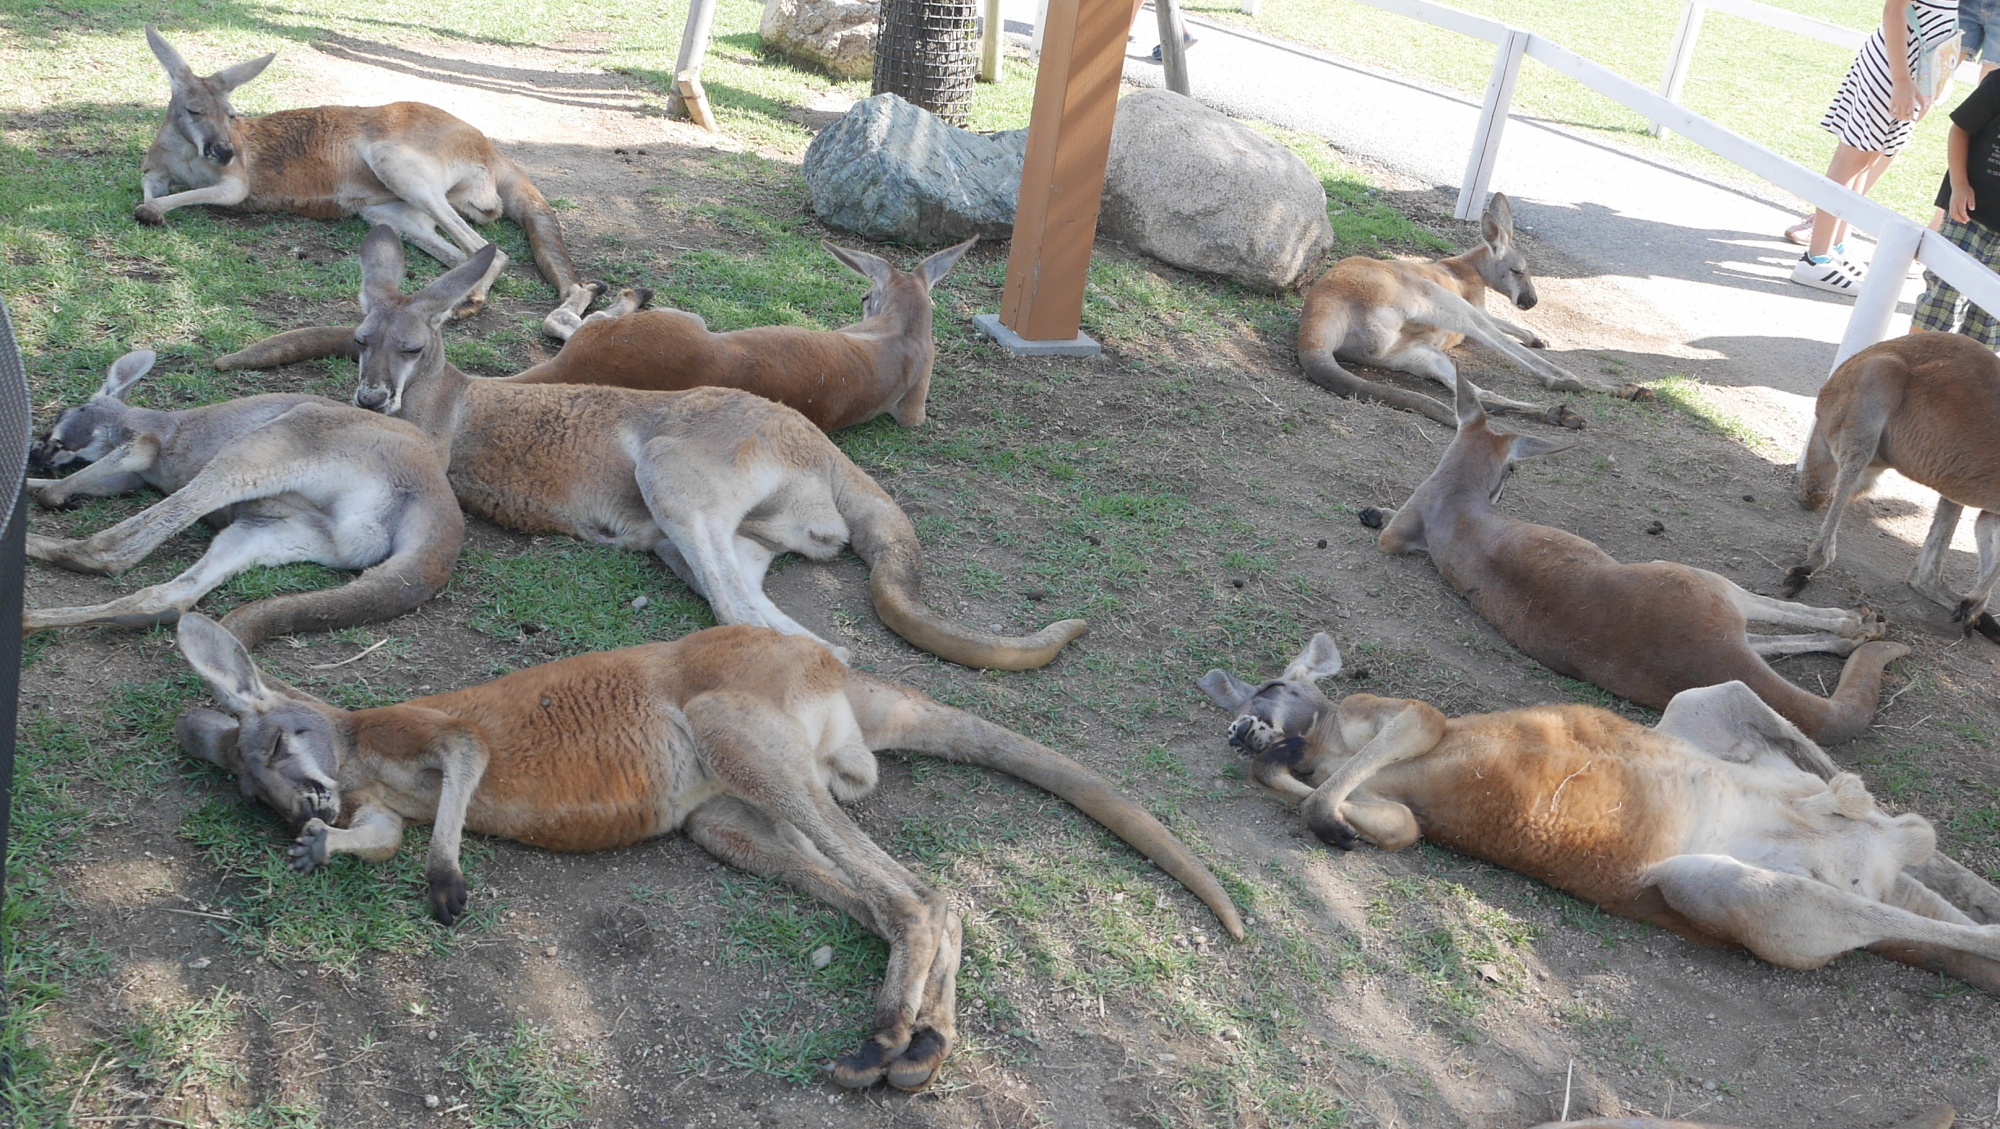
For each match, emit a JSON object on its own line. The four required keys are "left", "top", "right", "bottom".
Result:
{"left": 1360, "top": 366, "right": 1905, "bottom": 743}
{"left": 1297, "top": 193, "right": 1641, "bottom": 428}
{"left": 24, "top": 349, "right": 460, "bottom": 646}
{"left": 138, "top": 26, "right": 595, "bottom": 336}
{"left": 212, "top": 239, "right": 976, "bottom": 432}
{"left": 1200, "top": 634, "right": 2000, "bottom": 994}
{"left": 331, "top": 224, "right": 1085, "bottom": 670}
{"left": 173, "top": 613, "right": 1244, "bottom": 1090}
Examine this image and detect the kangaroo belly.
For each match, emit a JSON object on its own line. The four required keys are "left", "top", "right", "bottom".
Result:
{"left": 1380, "top": 711, "right": 1689, "bottom": 907}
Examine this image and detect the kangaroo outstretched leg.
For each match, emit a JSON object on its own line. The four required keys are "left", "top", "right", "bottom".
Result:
{"left": 540, "top": 279, "right": 614, "bottom": 342}
{"left": 1710, "top": 572, "right": 1885, "bottom": 638}
{"left": 1649, "top": 853, "right": 2000, "bottom": 968}
{"left": 26, "top": 513, "right": 331, "bottom": 635}
{"left": 1298, "top": 695, "right": 1448, "bottom": 850}
{"left": 684, "top": 695, "right": 955, "bottom": 1091}
{"left": 1909, "top": 499, "right": 1965, "bottom": 608}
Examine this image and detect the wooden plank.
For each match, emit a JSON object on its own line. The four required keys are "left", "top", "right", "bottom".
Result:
{"left": 998, "top": 0, "right": 1144, "bottom": 341}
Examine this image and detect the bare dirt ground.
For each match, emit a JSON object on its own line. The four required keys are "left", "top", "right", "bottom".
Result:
{"left": 21, "top": 32, "right": 2000, "bottom": 1129}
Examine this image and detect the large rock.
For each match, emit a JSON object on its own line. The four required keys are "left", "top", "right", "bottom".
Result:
{"left": 761, "top": 0, "right": 879, "bottom": 81}
{"left": 1098, "top": 89, "right": 1333, "bottom": 290}
{"left": 804, "top": 93, "right": 1029, "bottom": 245}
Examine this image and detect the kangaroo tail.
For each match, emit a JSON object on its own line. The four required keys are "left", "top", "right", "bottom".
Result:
{"left": 220, "top": 500, "right": 463, "bottom": 649}
{"left": 833, "top": 460, "right": 1086, "bottom": 670}
{"left": 1299, "top": 348, "right": 1457, "bottom": 427}
{"left": 847, "top": 673, "right": 1245, "bottom": 940}
{"left": 495, "top": 156, "right": 581, "bottom": 296}
{"left": 1743, "top": 640, "right": 1909, "bottom": 745}
{"left": 213, "top": 326, "right": 360, "bottom": 371}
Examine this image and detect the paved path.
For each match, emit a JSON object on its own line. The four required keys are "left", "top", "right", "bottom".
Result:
{"left": 1109, "top": 8, "right": 1931, "bottom": 449}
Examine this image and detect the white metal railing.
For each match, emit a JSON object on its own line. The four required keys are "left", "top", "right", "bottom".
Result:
{"left": 1654, "top": 0, "right": 1983, "bottom": 137}
{"left": 1222, "top": 0, "right": 2000, "bottom": 375}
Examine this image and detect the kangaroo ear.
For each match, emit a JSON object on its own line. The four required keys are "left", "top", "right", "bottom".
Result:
{"left": 409, "top": 244, "right": 499, "bottom": 326}
{"left": 1481, "top": 192, "right": 1515, "bottom": 251}
{"left": 175, "top": 707, "right": 245, "bottom": 774}
{"left": 177, "top": 613, "right": 282, "bottom": 714}
{"left": 1508, "top": 433, "right": 1573, "bottom": 461}
{"left": 1197, "top": 669, "right": 1258, "bottom": 712}
{"left": 1453, "top": 368, "right": 1485, "bottom": 428}
{"left": 1281, "top": 633, "right": 1343, "bottom": 683}
{"left": 358, "top": 225, "right": 407, "bottom": 314}
{"left": 824, "top": 242, "right": 893, "bottom": 286}
{"left": 211, "top": 52, "right": 275, "bottom": 92}
{"left": 145, "top": 26, "right": 196, "bottom": 88}
{"left": 98, "top": 350, "right": 156, "bottom": 400}
{"left": 915, "top": 237, "right": 977, "bottom": 290}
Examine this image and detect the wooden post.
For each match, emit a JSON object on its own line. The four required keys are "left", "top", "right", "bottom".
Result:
{"left": 976, "top": 0, "right": 1140, "bottom": 353}
{"left": 979, "top": 0, "right": 1004, "bottom": 81}
{"left": 667, "top": 0, "right": 720, "bottom": 132}
{"left": 1156, "top": 0, "right": 1191, "bottom": 96}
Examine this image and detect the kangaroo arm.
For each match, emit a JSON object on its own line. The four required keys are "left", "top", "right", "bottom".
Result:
{"left": 291, "top": 804, "right": 407, "bottom": 870}
{"left": 136, "top": 176, "right": 249, "bottom": 223}
{"left": 423, "top": 725, "right": 491, "bottom": 925}
{"left": 31, "top": 436, "right": 162, "bottom": 508}
{"left": 1300, "top": 695, "right": 1448, "bottom": 849}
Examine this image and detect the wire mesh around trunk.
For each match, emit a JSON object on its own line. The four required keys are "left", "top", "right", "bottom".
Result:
{"left": 872, "top": 0, "right": 978, "bottom": 124}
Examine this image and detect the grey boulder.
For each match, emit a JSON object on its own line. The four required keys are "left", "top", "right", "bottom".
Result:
{"left": 804, "top": 93, "right": 1028, "bottom": 245}
{"left": 1099, "top": 89, "right": 1333, "bottom": 290}
{"left": 761, "top": 0, "right": 880, "bottom": 80}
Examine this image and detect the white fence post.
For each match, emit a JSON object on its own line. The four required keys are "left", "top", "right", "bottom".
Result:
{"left": 1455, "top": 29, "right": 1528, "bottom": 221}
{"left": 1831, "top": 220, "right": 1923, "bottom": 370}
{"left": 1651, "top": 0, "right": 1706, "bottom": 138}
{"left": 1241, "top": 0, "right": 1261, "bottom": 13}
{"left": 667, "top": 0, "right": 720, "bottom": 131}
{"left": 1030, "top": 0, "right": 1050, "bottom": 63}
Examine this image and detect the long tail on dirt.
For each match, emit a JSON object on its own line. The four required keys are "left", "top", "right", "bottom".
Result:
{"left": 220, "top": 503, "right": 463, "bottom": 649}
{"left": 846, "top": 673, "right": 1246, "bottom": 940}
{"left": 495, "top": 155, "right": 581, "bottom": 297}
{"left": 212, "top": 326, "right": 359, "bottom": 371}
{"left": 1299, "top": 348, "right": 1458, "bottom": 427}
{"left": 832, "top": 460, "right": 1087, "bottom": 671}
{"left": 1739, "top": 640, "right": 1908, "bottom": 745}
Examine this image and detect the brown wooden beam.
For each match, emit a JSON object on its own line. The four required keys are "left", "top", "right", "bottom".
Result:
{"left": 995, "top": 0, "right": 1143, "bottom": 343}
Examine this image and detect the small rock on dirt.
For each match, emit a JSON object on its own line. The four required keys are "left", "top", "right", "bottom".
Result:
{"left": 1098, "top": 89, "right": 1333, "bottom": 290}
{"left": 804, "top": 94, "right": 1029, "bottom": 245}
{"left": 811, "top": 944, "right": 834, "bottom": 969}
{"left": 630, "top": 595, "right": 649, "bottom": 610}
{"left": 424, "top": 1094, "right": 440, "bottom": 1110}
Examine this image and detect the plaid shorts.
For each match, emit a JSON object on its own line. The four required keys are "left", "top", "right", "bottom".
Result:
{"left": 1913, "top": 216, "right": 2000, "bottom": 348}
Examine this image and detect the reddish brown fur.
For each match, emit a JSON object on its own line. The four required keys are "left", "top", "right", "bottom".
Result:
{"left": 503, "top": 243, "right": 967, "bottom": 430}
{"left": 1298, "top": 254, "right": 1486, "bottom": 358}
{"left": 1802, "top": 334, "right": 2000, "bottom": 510}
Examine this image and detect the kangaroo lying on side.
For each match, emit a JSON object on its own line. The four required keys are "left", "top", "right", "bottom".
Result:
{"left": 1787, "top": 333, "right": 2000, "bottom": 643}
{"left": 138, "top": 27, "right": 595, "bottom": 336}
{"left": 335, "top": 225, "right": 1085, "bottom": 669}
{"left": 213, "top": 239, "right": 976, "bottom": 432}
{"left": 1360, "top": 367, "right": 1905, "bottom": 743}
{"left": 24, "top": 350, "right": 460, "bottom": 646}
{"left": 173, "top": 614, "right": 1243, "bottom": 1090}
{"left": 1200, "top": 634, "right": 2000, "bottom": 994}
{"left": 1298, "top": 193, "right": 1643, "bottom": 429}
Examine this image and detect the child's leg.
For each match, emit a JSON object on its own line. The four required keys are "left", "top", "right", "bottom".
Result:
{"left": 1953, "top": 220, "right": 2000, "bottom": 348}
{"left": 1910, "top": 217, "right": 1991, "bottom": 338}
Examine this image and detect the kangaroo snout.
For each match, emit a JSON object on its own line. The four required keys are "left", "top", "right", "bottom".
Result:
{"left": 1514, "top": 292, "right": 1538, "bottom": 311}
{"left": 205, "top": 141, "right": 235, "bottom": 165}
{"left": 354, "top": 384, "right": 391, "bottom": 411}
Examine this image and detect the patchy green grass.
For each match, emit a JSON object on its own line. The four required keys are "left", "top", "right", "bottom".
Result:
{"left": 449, "top": 1022, "right": 597, "bottom": 1129}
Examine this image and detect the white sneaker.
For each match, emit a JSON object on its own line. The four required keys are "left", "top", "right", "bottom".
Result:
{"left": 1791, "top": 252, "right": 1860, "bottom": 296}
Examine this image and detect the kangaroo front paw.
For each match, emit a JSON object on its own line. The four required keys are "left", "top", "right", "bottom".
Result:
{"left": 134, "top": 201, "right": 166, "bottom": 226}
{"left": 1616, "top": 383, "right": 1654, "bottom": 401}
{"left": 427, "top": 866, "right": 469, "bottom": 926}
{"left": 289, "top": 819, "right": 331, "bottom": 874}
{"left": 1850, "top": 605, "right": 1890, "bottom": 641}
{"left": 1970, "top": 610, "right": 2000, "bottom": 644}
{"left": 829, "top": 1033, "right": 903, "bottom": 1090}
{"left": 449, "top": 297, "right": 486, "bottom": 322}
{"left": 1358, "top": 507, "right": 1385, "bottom": 530}
{"left": 886, "top": 1029, "right": 950, "bottom": 1091}
{"left": 1545, "top": 403, "right": 1586, "bottom": 429}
